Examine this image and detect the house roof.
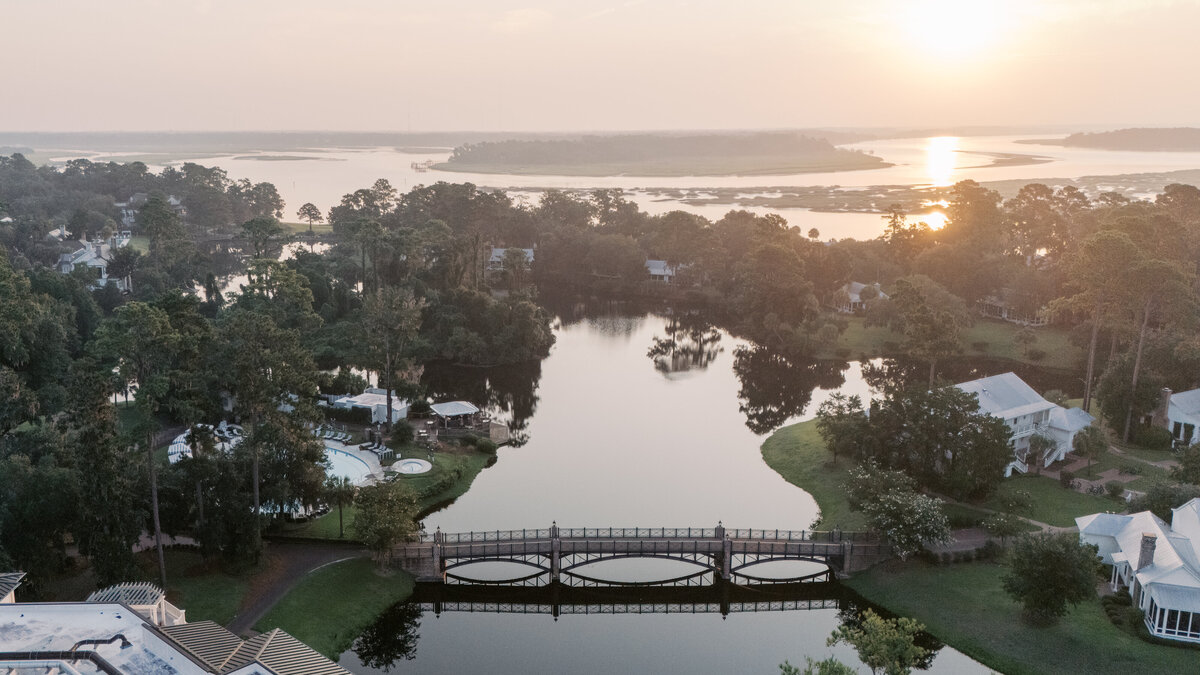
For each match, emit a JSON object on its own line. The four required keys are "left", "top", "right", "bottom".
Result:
{"left": 1050, "top": 406, "right": 1095, "bottom": 434}
{"left": 489, "top": 247, "right": 534, "bottom": 264}
{"left": 86, "top": 581, "right": 164, "bottom": 606}
{"left": 841, "top": 281, "right": 888, "bottom": 303}
{"left": 336, "top": 391, "right": 408, "bottom": 410}
{"left": 0, "top": 571, "right": 25, "bottom": 598}
{"left": 955, "top": 372, "right": 1057, "bottom": 419}
{"left": 162, "top": 622, "right": 350, "bottom": 675}
{"left": 1079, "top": 507, "right": 1200, "bottom": 595}
{"left": 432, "top": 401, "right": 480, "bottom": 417}
{"left": 1171, "top": 388, "right": 1200, "bottom": 423}
{"left": 645, "top": 260, "right": 674, "bottom": 276}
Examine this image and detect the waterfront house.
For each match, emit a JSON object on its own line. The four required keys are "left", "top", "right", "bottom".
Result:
{"left": 833, "top": 281, "right": 888, "bottom": 313}
{"left": 977, "top": 288, "right": 1049, "bottom": 326}
{"left": 1150, "top": 387, "right": 1200, "bottom": 447}
{"left": 645, "top": 259, "right": 676, "bottom": 283}
{"left": 488, "top": 246, "right": 535, "bottom": 271}
{"left": 331, "top": 387, "right": 409, "bottom": 424}
{"left": 1078, "top": 499, "right": 1200, "bottom": 643}
{"left": 955, "top": 372, "right": 1094, "bottom": 476}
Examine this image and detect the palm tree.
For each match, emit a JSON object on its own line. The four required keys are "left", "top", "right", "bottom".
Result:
{"left": 1073, "top": 425, "right": 1107, "bottom": 479}
{"left": 324, "top": 475, "right": 357, "bottom": 538}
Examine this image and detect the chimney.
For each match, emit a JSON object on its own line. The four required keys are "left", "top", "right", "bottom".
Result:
{"left": 1137, "top": 533, "right": 1157, "bottom": 571}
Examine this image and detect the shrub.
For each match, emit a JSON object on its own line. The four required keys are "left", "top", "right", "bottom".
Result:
{"left": 390, "top": 420, "right": 414, "bottom": 445}
{"left": 324, "top": 405, "right": 372, "bottom": 425}
{"left": 971, "top": 340, "right": 989, "bottom": 353}
{"left": 1119, "top": 462, "right": 1143, "bottom": 476}
{"left": 834, "top": 348, "right": 851, "bottom": 359}
{"left": 979, "top": 539, "right": 1003, "bottom": 560}
{"left": 476, "top": 439, "right": 498, "bottom": 454}
{"left": 1132, "top": 426, "right": 1174, "bottom": 450}
{"left": 409, "top": 400, "right": 432, "bottom": 416}
{"left": 1026, "top": 348, "right": 1047, "bottom": 361}
{"left": 458, "top": 434, "right": 480, "bottom": 448}
{"left": 1059, "top": 470, "right": 1075, "bottom": 489}
{"left": 1106, "top": 481, "right": 1126, "bottom": 500}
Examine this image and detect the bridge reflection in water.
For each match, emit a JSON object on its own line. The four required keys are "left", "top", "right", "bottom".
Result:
{"left": 411, "top": 580, "right": 849, "bottom": 619}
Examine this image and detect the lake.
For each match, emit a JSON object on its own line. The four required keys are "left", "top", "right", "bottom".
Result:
{"left": 333, "top": 301, "right": 1074, "bottom": 673}
{"left": 40, "top": 133, "right": 1200, "bottom": 240}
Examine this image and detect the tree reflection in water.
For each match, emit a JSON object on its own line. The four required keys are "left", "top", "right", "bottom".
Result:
{"left": 352, "top": 601, "right": 423, "bottom": 671}
{"left": 732, "top": 346, "right": 850, "bottom": 434}
{"left": 646, "top": 315, "right": 724, "bottom": 376}
{"left": 834, "top": 597, "right": 944, "bottom": 671}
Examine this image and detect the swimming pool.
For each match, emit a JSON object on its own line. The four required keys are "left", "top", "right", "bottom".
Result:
{"left": 324, "top": 447, "right": 373, "bottom": 485}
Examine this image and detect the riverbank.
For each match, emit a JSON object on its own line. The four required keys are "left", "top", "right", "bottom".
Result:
{"left": 760, "top": 418, "right": 1194, "bottom": 674}
{"left": 433, "top": 154, "right": 891, "bottom": 177}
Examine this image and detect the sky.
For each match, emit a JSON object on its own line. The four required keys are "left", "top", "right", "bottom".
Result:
{"left": 2, "top": 0, "right": 1199, "bottom": 132}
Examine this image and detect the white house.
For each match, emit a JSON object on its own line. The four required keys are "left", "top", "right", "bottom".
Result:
{"left": 55, "top": 232, "right": 134, "bottom": 291}
{"left": 1078, "top": 499, "right": 1200, "bottom": 643}
{"left": 2, "top": 575, "right": 350, "bottom": 674}
{"left": 331, "top": 388, "right": 408, "bottom": 424}
{"left": 955, "top": 372, "right": 1095, "bottom": 476}
{"left": 645, "top": 259, "right": 677, "bottom": 283}
{"left": 1155, "top": 388, "right": 1200, "bottom": 447}
{"left": 116, "top": 192, "right": 185, "bottom": 227}
{"left": 488, "top": 247, "right": 535, "bottom": 271}
{"left": 834, "top": 281, "right": 888, "bottom": 313}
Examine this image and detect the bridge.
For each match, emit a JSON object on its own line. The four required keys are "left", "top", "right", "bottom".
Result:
{"left": 393, "top": 524, "right": 888, "bottom": 587}
{"left": 408, "top": 579, "right": 853, "bottom": 618}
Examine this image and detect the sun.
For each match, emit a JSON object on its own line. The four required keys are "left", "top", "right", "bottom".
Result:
{"left": 901, "top": 0, "right": 1010, "bottom": 61}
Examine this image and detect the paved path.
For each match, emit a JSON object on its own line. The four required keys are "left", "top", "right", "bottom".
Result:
{"left": 225, "top": 539, "right": 368, "bottom": 637}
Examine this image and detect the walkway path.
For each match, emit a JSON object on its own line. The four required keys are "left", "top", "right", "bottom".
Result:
{"left": 226, "top": 539, "right": 368, "bottom": 637}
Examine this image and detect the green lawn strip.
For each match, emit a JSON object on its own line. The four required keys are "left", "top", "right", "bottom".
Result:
{"left": 846, "top": 561, "right": 1198, "bottom": 675}
{"left": 1112, "top": 441, "right": 1178, "bottom": 466}
{"left": 941, "top": 502, "right": 1038, "bottom": 532}
{"left": 760, "top": 419, "right": 866, "bottom": 530}
{"left": 984, "top": 475, "right": 1122, "bottom": 527}
{"left": 281, "top": 221, "right": 334, "bottom": 235}
{"left": 253, "top": 557, "right": 414, "bottom": 659}
{"left": 276, "top": 449, "right": 493, "bottom": 540}
{"left": 161, "top": 549, "right": 250, "bottom": 625}
{"left": 822, "top": 316, "right": 1082, "bottom": 368}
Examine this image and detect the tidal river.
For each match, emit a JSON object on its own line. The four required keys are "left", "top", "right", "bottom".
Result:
{"left": 336, "top": 304, "right": 1020, "bottom": 674}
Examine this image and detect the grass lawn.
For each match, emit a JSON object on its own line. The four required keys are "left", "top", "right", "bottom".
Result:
{"left": 281, "top": 220, "right": 333, "bottom": 235}
{"left": 760, "top": 419, "right": 866, "bottom": 530}
{"left": 983, "top": 475, "right": 1122, "bottom": 527}
{"left": 847, "top": 561, "right": 1199, "bottom": 675}
{"left": 254, "top": 557, "right": 414, "bottom": 658}
{"left": 158, "top": 548, "right": 251, "bottom": 625}
{"left": 822, "top": 316, "right": 1082, "bottom": 369}
{"left": 277, "top": 449, "right": 493, "bottom": 540}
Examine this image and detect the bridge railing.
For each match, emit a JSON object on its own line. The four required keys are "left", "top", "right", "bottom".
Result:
{"left": 416, "top": 527, "right": 877, "bottom": 544}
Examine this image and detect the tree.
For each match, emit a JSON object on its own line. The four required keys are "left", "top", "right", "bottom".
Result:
{"left": 983, "top": 512, "right": 1025, "bottom": 546}
{"left": 827, "top": 608, "right": 928, "bottom": 675}
{"left": 1002, "top": 533, "right": 1098, "bottom": 624}
{"left": 875, "top": 277, "right": 971, "bottom": 386}
{"left": 1128, "top": 481, "right": 1200, "bottom": 521}
{"left": 92, "top": 301, "right": 180, "bottom": 590}
{"left": 1052, "top": 230, "right": 1140, "bottom": 412}
{"left": 1072, "top": 425, "right": 1107, "bottom": 478}
{"left": 297, "top": 202, "right": 322, "bottom": 236}
{"left": 361, "top": 287, "right": 425, "bottom": 430}
{"left": 240, "top": 216, "right": 285, "bottom": 259}
{"left": 815, "top": 394, "right": 868, "bottom": 466}
{"left": 1013, "top": 326, "right": 1037, "bottom": 357}
{"left": 324, "top": 475, "right": 357, "bottom": 539}
{"left": 860, "top": 490, "right": 951, "bottom": 560}
{"left": 353, "top": 481, "right": 419, "bottom": 568}
{"left": 780, "top": 657, "right": 857, "bottom": 675}
{"left": 843, "top": 461, "right": 916, "bottom": 511}
{"left": 1027, "top": 433, "right": 1056, "bottom": 474}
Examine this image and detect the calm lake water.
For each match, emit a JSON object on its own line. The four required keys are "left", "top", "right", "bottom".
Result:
{"left": 333, "top": 301, "right": 1075, "bottom": 674}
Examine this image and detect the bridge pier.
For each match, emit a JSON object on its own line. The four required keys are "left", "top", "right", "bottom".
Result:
{"left": 550, "top": 522, "right": 561, "bottom": 584}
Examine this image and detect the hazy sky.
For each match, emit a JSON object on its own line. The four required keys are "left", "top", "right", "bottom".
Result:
{"left": 3, "top": 0, "right": 1198, "bottom": 132}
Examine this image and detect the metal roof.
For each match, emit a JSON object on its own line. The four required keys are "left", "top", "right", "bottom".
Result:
{"left": 224, "top": 629, "right": 350, "bottom": 675}
{"left": 431, "top": 401, "right": 480, "bottom": 417}
{"left": 161, "top": 620, "right": 245, "bottom": 671}
{"left": 955, "top": 372, "right": 1056, "bottom": 419}
{"left": 86, "top": 581, "right": 164, "bottom": 606}
{"left": 0, "top": 571, "right": 25, "bottom": 598}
